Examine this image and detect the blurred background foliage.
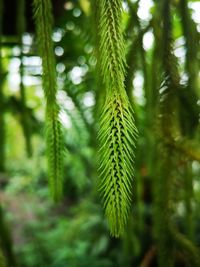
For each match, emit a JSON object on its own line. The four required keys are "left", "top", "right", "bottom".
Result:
{"left": 0, "top": 0, "right": 200, "bottom": 266}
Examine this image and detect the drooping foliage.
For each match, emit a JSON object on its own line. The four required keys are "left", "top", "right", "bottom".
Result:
{"left": 97, "top": 0, "right": 138, "bottom": 237}
{"left": 33, "top": 0, "right": 64, "bottom": 201}
{"left": 153, "top": 0, "right": 200, "bottom": 266}
{"left": 0, "top": 0, "right": 200, "bottom": 266}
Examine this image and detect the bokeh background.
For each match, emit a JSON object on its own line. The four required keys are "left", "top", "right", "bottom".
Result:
{"left": 0, "top": 0, "right": 200, "bottom": 266}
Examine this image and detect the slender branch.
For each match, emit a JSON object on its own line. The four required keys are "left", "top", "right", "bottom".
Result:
{"left": 33, "top": 0, "right": 64, "bottom": 201}
{"left": 140, "top": 246, "right": 156, "bottom": 267}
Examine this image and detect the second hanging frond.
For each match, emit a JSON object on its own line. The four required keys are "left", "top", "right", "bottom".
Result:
{"left": 33, "top": 0, "right": 64, "bottom": 202}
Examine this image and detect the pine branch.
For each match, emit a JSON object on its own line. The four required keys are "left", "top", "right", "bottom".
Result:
{"left": 33, "top": 0, "right": 64, "bottom": 201}
{"left": 97, "top": 0, "right": 138, "bottom": 237}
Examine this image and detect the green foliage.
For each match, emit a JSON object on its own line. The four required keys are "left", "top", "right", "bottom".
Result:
{"left": 33, "top": 0, "right": 64, "bottom": 201}
{"left": 97, "top": 0, "right": 137, "bottom": 237}
{"left": 0, "top": 0, "right": 200, "bottom": 266}
{"left": 99, "top": 92, "right": 137, "bottom": 237}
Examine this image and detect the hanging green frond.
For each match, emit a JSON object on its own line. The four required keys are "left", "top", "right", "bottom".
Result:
{"left": 97, "top": 0, "right": 138, "bottom": 237}
{"left": 98, "top": 0, "right": 125, "bottom": 91}
{"left": 33, "top": 0, "right": 64, "bottom": 201}
{"left": 99, "top": 92, "right": 137, "bottom": 237}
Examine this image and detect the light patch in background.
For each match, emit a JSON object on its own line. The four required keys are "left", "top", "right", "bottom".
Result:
{"left": 22, "top": 56, "right": 42, "bottom": 66}
{"left": 10, "top": 57, "right": 21, "bottom": 69}
{"left": 57, "top": 90, "right": 75, "bottom": 111}
{"left": 174, "top": 37, "right": 186, "bottom": 65}
{"left": 59, "top": 111, "right": 72, "bottom": 129}
{"left": 78, "top": 56, "right": 86, "bottom": 65}
{"left": 133, "top": 72, "right": 145, "bottom": 105}
{"left": 137, "top": 0, "right": 153, "bottom": 21}
{"left": 56, "top": 63, "right": 66, "bottom": 73}
{"left": 175, "top": 37, "right": 185, "bottom": 47}
{"left": 66, "top": 21, "right": 75, "bottom": 31}
{"left": 194, "top": 180, "right": 200, "bottom": 192}
{"left": 84, "top": 44, "right": 93, "bottom": 54}
{"left": 174, "top": 47, "right": 186, "bottom": 64}
{"left": 12, "top": 46, "right": 21, "bottom": 57}
{"left": 55, "top": 46, "right": 64, "bottom": 57}
{"left": 7, "top": 73, "right": 20, "bottom": 92}
{"left": 180, "top": 73, "right": 188, "bottom": 85}
{"left": 143, "top": 31, "right": 154, "bottom": 50}
{"left": 69, "top": 66, "right": 87, "bottom": 85}
{"left": 23, "top": 76, "right": 41, "bottom": 86}
{"left": 122, "top": 2, "right": 129, "bottom": 11}
{"left": 52, "top": 29, "right": 63, "bottom": 42}
{"left": 8, "top": 56, "right": 41, "bottom": 92}
{"left": 176, "top": 202, "right": 185, "bottom": 216}
{"left": 64, "top": 1, "right": 74, "bottom": 10}
{"left": 192, "top": 161, "right": 200, "bottom": 173}
{"left": 83, "top": 92, "right": 95, "bottom": 107}
{"left": 22, "top": 33, "right": 33, "bottom": 46}
{"left": 7, "top": 58, "right": 20, "bottom": 92}
{"left": 73, "top": 8, "right": 81, "bottom": 17}
{"left": 189, "top": 2, "right": 200, "bottom": 24}
{"left": 57, "top": 90, "right": 74, "bottom": 129}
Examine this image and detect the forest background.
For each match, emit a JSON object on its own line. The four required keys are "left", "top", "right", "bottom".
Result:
{"left": 0, "top": 0, "right": 200, "bottom": 266}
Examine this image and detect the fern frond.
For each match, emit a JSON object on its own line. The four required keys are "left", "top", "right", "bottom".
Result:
{"left": 33, "top": 0, "right": 64, "bottom": 201}
{"left": 99, "top": 92, "right": 137, "bottom": 237}
{"left": 97, "top": 0, "right": 138, "bottom": 237}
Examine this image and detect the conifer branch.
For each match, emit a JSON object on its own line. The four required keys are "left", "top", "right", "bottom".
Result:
{"left": 33, "top": 0, "right": 64, "bottom": 201}
{"left": 97, "top": 0, "right": 137, "bottom": 237}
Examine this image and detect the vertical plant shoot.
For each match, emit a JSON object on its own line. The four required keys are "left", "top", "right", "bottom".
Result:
{"left": 33, "top": 0, "right": 64, "bottom": 201}
{"left": 97, "top": 0, "right": 138, "bottom": 237}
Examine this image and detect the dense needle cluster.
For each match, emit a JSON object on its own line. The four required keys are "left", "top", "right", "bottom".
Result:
{"left": 97, "top": 0, "right": 138, "bottom": 236}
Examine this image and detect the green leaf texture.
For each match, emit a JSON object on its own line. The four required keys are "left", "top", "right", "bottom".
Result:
{"left": 33, "top": 0, "right": 64, "bottom": 201}
{"left": 99, "top": 92, "right": 137, "bottom": 237}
